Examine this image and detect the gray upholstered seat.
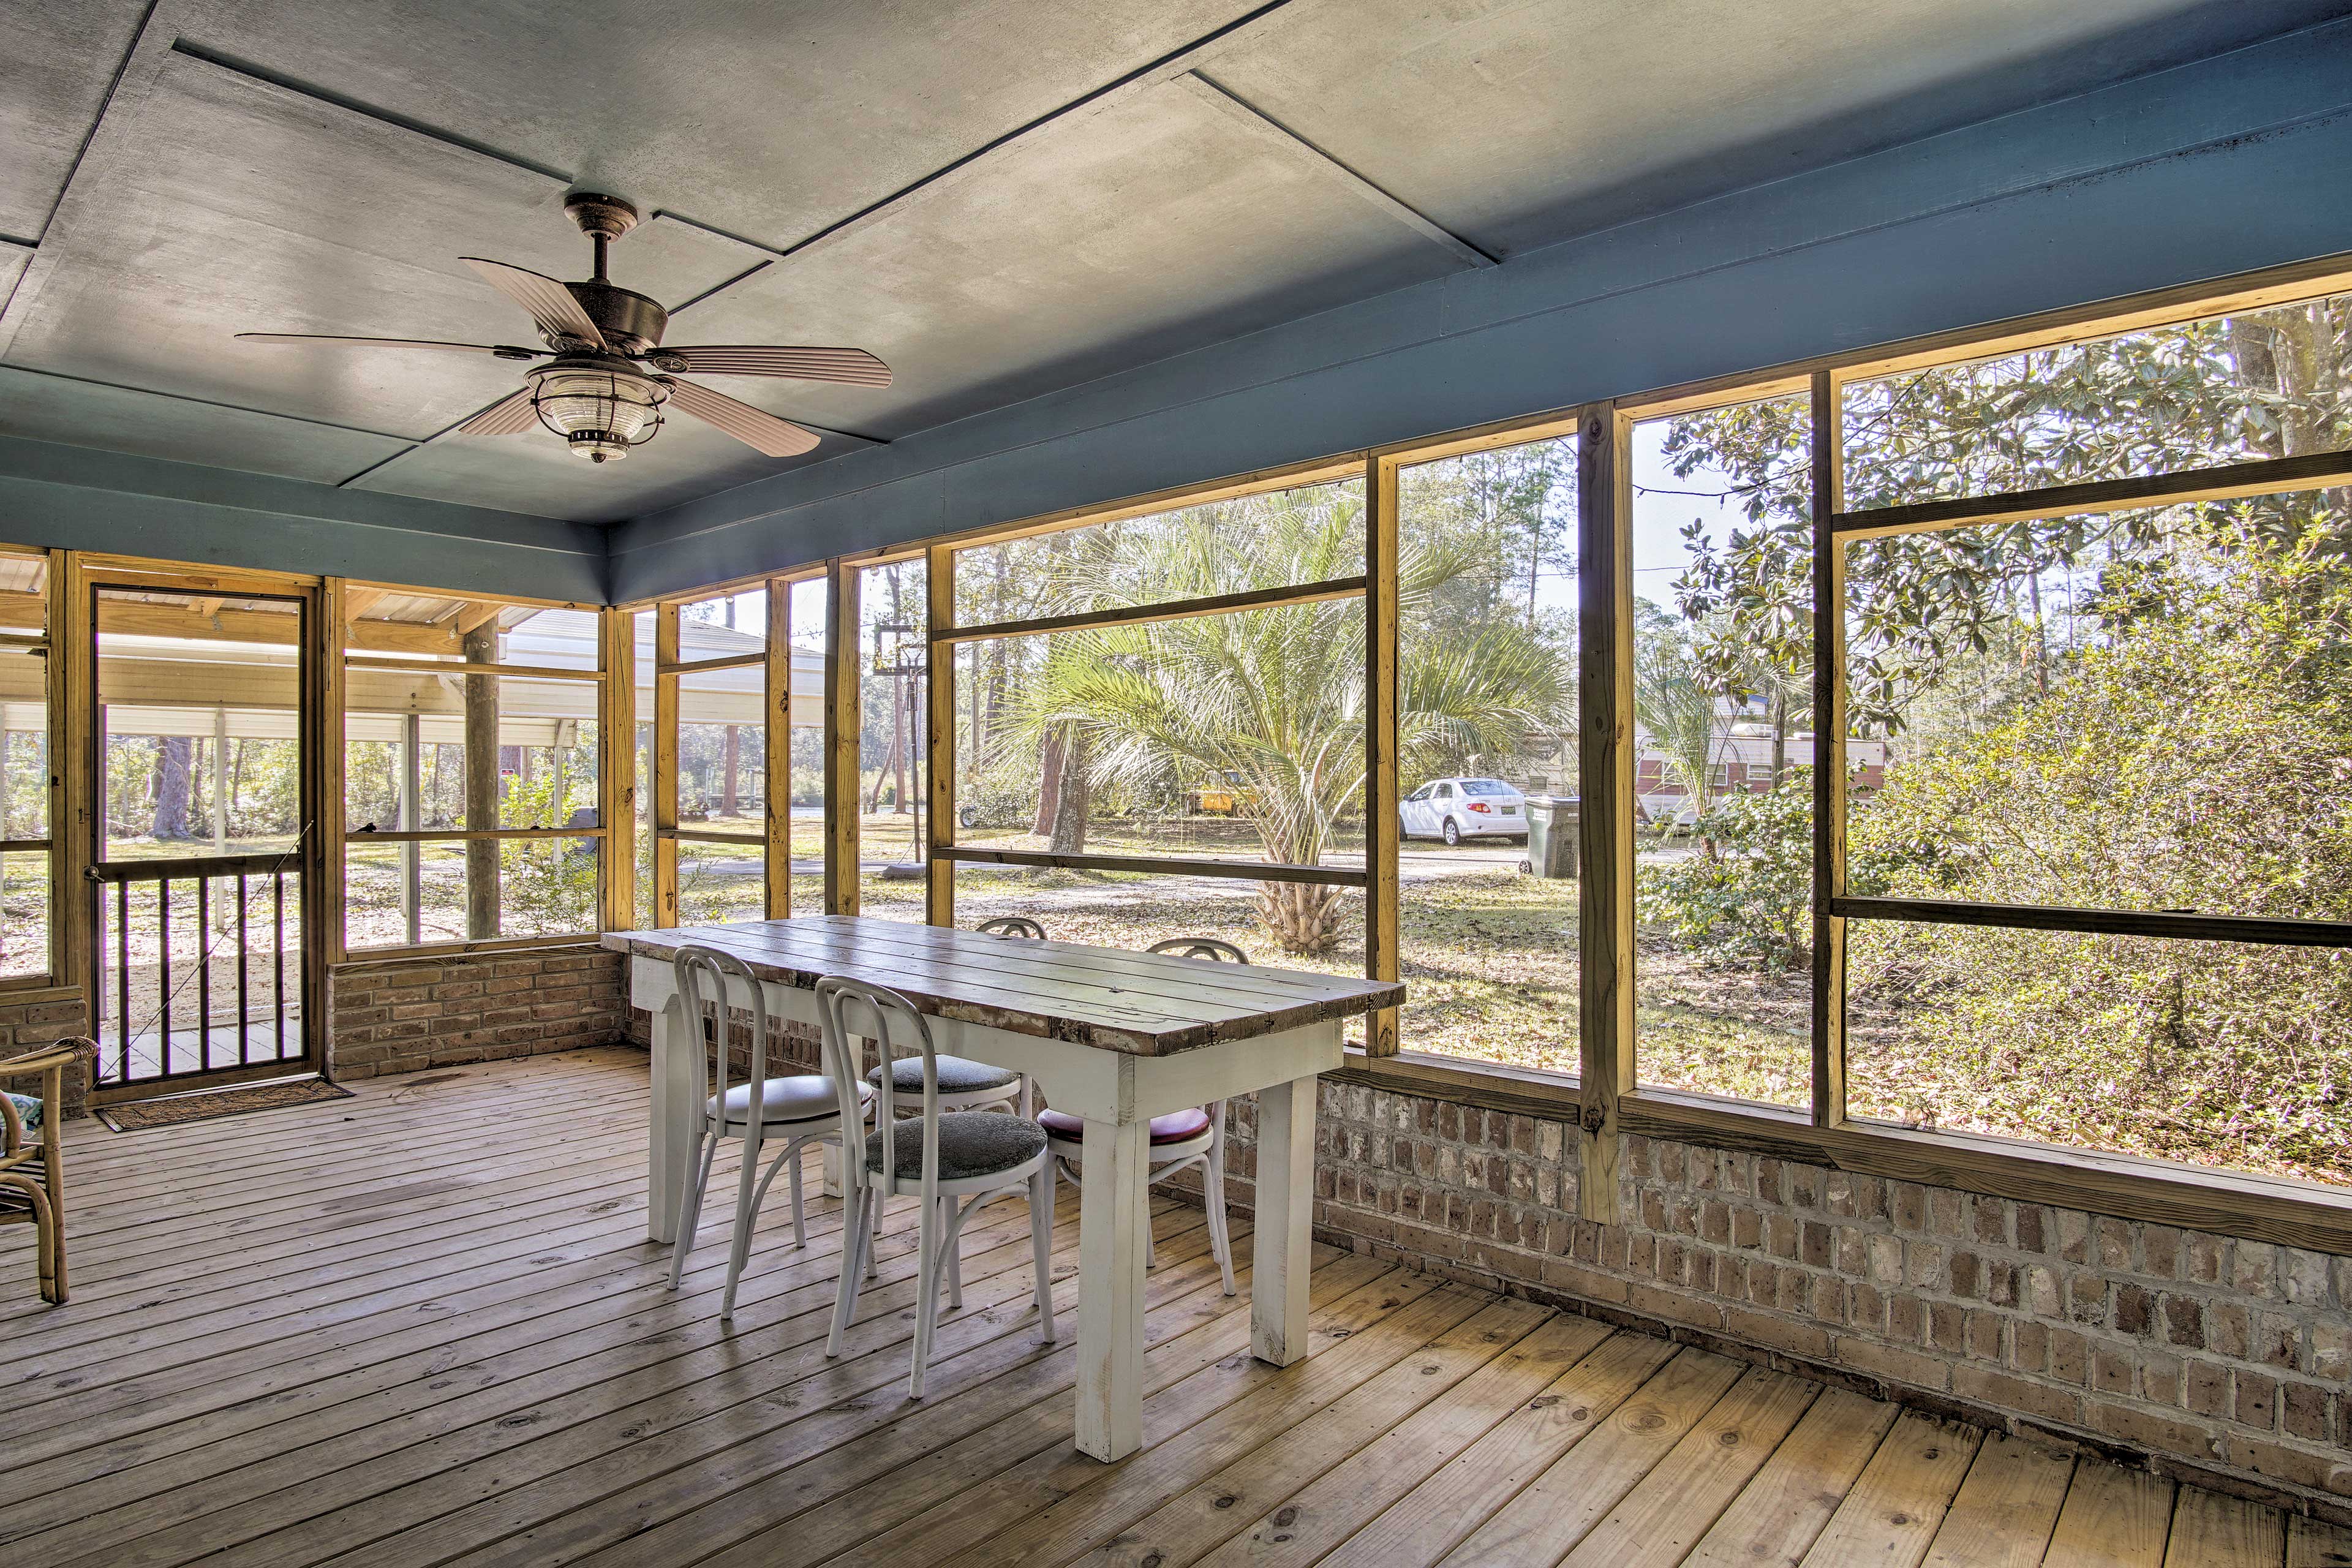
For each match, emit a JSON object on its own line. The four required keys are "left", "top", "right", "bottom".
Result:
{"left": 712, "top": 1076, "right": 865, "bottom": 1126}
{"left": 867, "top": 1054, "right": 1019, "bottom": 1095}
{"left": 863, "top": 1112, "right": 1047, "bottom": 1182}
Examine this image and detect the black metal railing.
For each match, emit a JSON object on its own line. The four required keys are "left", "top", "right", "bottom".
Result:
{"left": 89, "top": 853, "right": 304, "bottom": 1087}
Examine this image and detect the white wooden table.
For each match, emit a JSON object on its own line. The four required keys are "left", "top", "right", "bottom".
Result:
{"left": 603, "top": 916, "right": 1403, "bottom": 1461}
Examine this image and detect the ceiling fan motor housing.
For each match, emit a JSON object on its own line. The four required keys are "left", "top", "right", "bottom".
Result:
{"left": 564, "top": 279, "right": 668, "bottom": 354}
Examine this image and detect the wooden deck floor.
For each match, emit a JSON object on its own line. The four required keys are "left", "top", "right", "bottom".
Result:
{"left": 0, "top": 1047, "right": 2340, "bottom": 1568}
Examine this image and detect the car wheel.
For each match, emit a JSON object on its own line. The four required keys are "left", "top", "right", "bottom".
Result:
{"left": 1518, "top": 858, "right": 1533, "bottom": 875}
{"left": 1442, "top": 818, "right": 1461, "bottom": 846}
{"left": 1398, "top": 813, "right": 1412, "bottom": 842}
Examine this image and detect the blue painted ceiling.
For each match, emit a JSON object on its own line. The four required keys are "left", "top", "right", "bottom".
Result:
{"left": 2, "top": 0, "right": 2346, "bottom": 526}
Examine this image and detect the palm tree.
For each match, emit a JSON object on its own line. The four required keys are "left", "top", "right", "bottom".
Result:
{"left": 1634, "top": 603, "right": 1730, "bottom": 826}
{"left": 1005, "top": 486, "right": 1571, "bottom": 953}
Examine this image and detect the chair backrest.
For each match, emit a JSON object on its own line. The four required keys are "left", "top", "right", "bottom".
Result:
{"left": 815, "top": 974, "right": 944, "bottom": 1197}
{"left": 976, "top": 916, "right": 1047, "bottom": 940}
{"left": 1146, "top": 935, "right": 1251, "bottom": 964}
{"left": 673, "top": 945, "right": 770, "bottom": 1137}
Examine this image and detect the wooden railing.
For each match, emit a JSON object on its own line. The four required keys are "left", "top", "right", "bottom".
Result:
{"left": 88, "top": 853, "right": 304, "bottom": 1087}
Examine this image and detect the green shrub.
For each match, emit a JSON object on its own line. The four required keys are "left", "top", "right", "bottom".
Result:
{"left": 1637, "top": 779, "right": 1814, "bottom": 975}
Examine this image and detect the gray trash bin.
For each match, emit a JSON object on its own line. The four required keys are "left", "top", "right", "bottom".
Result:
{"left": 1521, "top": 795, "right": 1580, "bottom": 879}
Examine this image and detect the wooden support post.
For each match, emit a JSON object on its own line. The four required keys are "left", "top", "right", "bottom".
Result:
{"left": 1577, "top": 403, "right": 1634, "bottom": 1224}
{"left": 51, "top": 552, "right": 89, "bottom": 1006}
{"left": 1363, "top": 454, "right": 1401, "bottom": 1057}
{"left": 654, "top": 603, "right": 680, "bottom": 927}
{"left": 824, "top": 560, "right": 861, "bottom": 916}
{"left": 1811, "top": 369, "right": 1849, "bottom": 1128}
{"left": 461, "top": 617, "right": 499, "bottom": 940}
{"left": 314, "top": 578, "right": 346, "bottom": 1001}
{"left": 925, "top": 544, "right": 955, "bottom": 928}
{"left": 209, "top": 706, "right": 229, "bottom": 853}
{"left": 765, "top": 581, "right": 793, "bottom": 920}
{"left": 598, "top": 605, "right": 636, "bottom": 933}
{"left": 401, "top": 711, "right": 422, "bottom": 944}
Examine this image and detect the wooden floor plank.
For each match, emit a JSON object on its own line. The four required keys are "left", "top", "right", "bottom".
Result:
{"left": 1058, "top": 1297, "right": 1557, "bottom": 1568}
{"left": 0, "top": 1166, "right": 889, "bottom": 1523}
{"left": 59, "top": 1203, "right": 1126, "bottom": 1568}
{"left": 2287, "top": 1516, "right": 2352, "bottom": 1568}
{"left": 277, "top": 1223, "right": 1247, "bottom": 1568}
{"left": 1313, "top": 1327, "right": 1679, "bottom": 1568}
{"left": 0, "top": 1050, "right": 2305, "bottom": 1568}
{"left": 1555, "top": 1365, "right": 1823, "bottom": 1568}
{"left": 657, "top": 1257, "right": 1396, "bottom": 1568}
{"left": 2165, "top": 1488, "right": 2286, "bottom": 1568}
{"left": 813, "top": 1277, "right": 1476, "bottom": 1568}
{"left": 1684, "top": 1389, "right": 1899, "bottom": 1568}
{"left": 1800, "top": 1412, "right": 1981, "bottom": 1568}
{"left": 1186, "top": 1314, "right": 1616, "bottom": 1568}
{"left": 2044, "top": 1462, "right": 2176, "bottom": 1568}
{"left": 1, "top": 1207, "right": 903, "bottom": 1548}
{"left": 1920, "top": 1433, "right": 2075, "bottom": 1568}
{"left": 687, "top": 1264, "right": 1425, "bottom": 1568}
{"left": 6, "top": 1184, "right": 1104, "bottom": 1559}
{"left": 1430, "top": 1347, "right": 1747, "bottom": 1568}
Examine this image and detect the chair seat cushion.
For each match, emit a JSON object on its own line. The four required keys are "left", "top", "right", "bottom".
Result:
{"left": 865, "top": 1055, "right": 1019, "bottom": 1096}
{"left": 3, "top": 1091, "right": 40, "bottom": 1131}
{"left": 712, "top": 1076, "right": 861, "bottom": 1126}
{"left": 864, "top": 1112, "right": 1047, "bottom": 1182}
{"left": 1038, "top": 1106, "right": 1213, "bottom": 1145}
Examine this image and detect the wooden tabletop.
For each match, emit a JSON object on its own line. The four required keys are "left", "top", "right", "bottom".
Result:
{"left": 603, "top": 916, "right": 1404, "bottom": 1057}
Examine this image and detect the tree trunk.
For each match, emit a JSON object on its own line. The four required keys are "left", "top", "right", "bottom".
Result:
{"left": 1256, "top": 880, "right": 1346, "bottom": 955}
{"left": 1770, "top": 687, "right": 1788, "bottom": 791}
{"left": 151, "top": 736, "right": 194, "bottom": 840}
{"left": 1047, "top": 729, "right": 1090, "bottom": 854}
{"left": 1031, "top": 726, "right": 1065, "bottom": 837}
{"left": 720, "top": 725, "right": 739, "bottom": 816}
{"left": 463, "top": 624, "right": 500, "bottom": 939}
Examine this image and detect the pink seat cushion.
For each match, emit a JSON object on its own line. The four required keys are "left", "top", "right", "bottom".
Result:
{"left": 1038, "top": 1106, "right": 1213, "bottom": 1145}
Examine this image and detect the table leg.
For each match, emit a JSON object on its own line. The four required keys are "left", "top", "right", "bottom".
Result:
{"left": 648, "top": 994, "right": 700, "bottom": 1245}
{"left": 1076, "top": 1116, "right": 1148, "bottom": 1461}
{"left": 1252, "top": 1074, "right": 1316, "bottom": 1366}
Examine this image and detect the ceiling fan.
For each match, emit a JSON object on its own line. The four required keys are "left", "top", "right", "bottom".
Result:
{"left": 237, "top": 192, "right": 889, "bottom": 463}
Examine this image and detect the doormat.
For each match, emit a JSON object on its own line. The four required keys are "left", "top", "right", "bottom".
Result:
{"left": 97, "top": 1078, "right": 353, "bottom": 1133}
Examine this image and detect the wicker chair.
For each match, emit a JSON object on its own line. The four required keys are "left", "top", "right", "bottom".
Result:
{"left": 0, "top": 1039, "right": 88, "bottom": 1304}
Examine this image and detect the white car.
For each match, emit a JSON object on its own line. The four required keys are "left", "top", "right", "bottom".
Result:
{"left": 1401, "top": 777, "right": 1528, "bottom": 845}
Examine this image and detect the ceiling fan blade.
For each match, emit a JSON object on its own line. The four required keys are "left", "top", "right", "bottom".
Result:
{"left": 236, "top": 333, "right": 545, "bottom": 358}
{"left": 458, "top": 386, "right": 540, "bottom": 437}
{"left": 460, "top": 258, "right": 606, "bottom": 348}
{"left": 661, "top": 345, "right": 892, "bottom": 388}
{"left": 664, "top": 378, "right": 821, "bottom": 457}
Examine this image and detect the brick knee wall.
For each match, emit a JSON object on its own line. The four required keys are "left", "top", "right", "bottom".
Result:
{"left": 1162, "top": 1079, "right": 2352, "bottom": 1525}
{"left": 0, "top": 987, "right": 93, "bottom": 1118}
{"left": 327, "top": 945, "right": 626, "bottom": 1079}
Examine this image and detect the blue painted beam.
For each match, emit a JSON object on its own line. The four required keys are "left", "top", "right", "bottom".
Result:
{"left": 0, "top": 433, "right": 607, "bottom": 600}
{"left": 608, "top": 17, "right": 2352, "bottom": 602}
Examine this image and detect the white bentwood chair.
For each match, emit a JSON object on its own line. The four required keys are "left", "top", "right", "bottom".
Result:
{"left": 1036, "top": 935, "right": 1242, "bottom": 1297}
{"left": 863, "top": 931, "right": 1027, "bottom": 1113}
{"left": 666, "top": 945, "right": 872, "bottom": 1319}
{"left": 818, "top": 974, "right": 1055, "bottom": 1399}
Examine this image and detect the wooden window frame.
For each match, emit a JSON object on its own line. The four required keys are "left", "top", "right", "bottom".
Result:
{"left": 921, "top": 464, "right": 1378, "bottom": 956}
{"left": 614, "top": 247, "right": 2352, "bottom": 1254}
{"left": 331, "top": 582, "right": 615, "bottom": 960}
{"left": 632, "top": 571, "right": 824, "bottom": 930}
{"left": 1348, "top": 257, "right": 2352, "bottom": 1253}
{"left": 0, "top": 546, "right": 60, "bottom": 992}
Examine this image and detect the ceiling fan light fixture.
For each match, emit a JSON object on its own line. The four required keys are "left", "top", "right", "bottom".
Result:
{"left": 529, "top": 364, "right": 668, "bottom": 462}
